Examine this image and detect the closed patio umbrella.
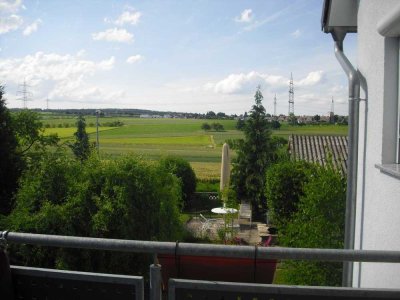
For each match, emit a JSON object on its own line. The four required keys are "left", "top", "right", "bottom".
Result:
{"left": 220, "top": 143, "right": 230, "bottom": 201}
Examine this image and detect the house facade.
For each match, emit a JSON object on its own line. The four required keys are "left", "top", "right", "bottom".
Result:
{"left": 324, "top": 0, "right": 400, "bottom": 288}
{"left": 353, "top": 0, "right": 400, "bottom": 288}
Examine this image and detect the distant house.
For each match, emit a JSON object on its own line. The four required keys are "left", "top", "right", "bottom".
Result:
{"left": 288, "top": 135, "right": 348, "bottom": 174}
{"left": 139, "top": 114, "right": 151, "bottom": 118}
{"left": 297, "top": 115, "right": 313, "bottom": 124}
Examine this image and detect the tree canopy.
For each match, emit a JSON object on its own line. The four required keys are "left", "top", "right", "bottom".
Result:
{"left": 159, "top": 156, "right": 196, "bottom": 208}
{"left": 0, "top": 85, "right": 23, "bottom": 215}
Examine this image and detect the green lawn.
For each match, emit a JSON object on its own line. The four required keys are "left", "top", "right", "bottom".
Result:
{"left": 41, "top": 114, "right": 347, "bottom": 180}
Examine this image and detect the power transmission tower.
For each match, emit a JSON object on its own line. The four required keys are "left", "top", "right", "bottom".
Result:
{"left": 273, "top": 93, "right": 277, "bottom": 116}
{"left": 330, "top": 96, "right": 335, "bottom": 123}
{"left": 16, "top": 80, "right": 32, "bottom": 109}
{"left": 288, "top": 72, "right": 294, "bottom": 115}
{"left": 46, "top": 98, "right": 49, "bottom": 110}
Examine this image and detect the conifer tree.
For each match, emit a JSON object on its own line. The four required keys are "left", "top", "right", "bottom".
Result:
{"left": 231, "top": 86, "right": 273, "bottom": 218}
{"left": 70, "top": 115, "right": 90, "bottom": 160}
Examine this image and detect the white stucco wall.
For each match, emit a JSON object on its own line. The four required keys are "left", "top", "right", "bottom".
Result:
{"left": 353, "top": 0, "right": 400, "bottom": 288}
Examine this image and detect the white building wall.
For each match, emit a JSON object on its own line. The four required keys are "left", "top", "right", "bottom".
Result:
{"left": 354, "top": 0, "right": 400, "bottom": 288}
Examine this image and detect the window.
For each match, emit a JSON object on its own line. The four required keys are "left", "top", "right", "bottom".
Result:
{"left": 375, "top": 37, "right": 400, "bottom": 178}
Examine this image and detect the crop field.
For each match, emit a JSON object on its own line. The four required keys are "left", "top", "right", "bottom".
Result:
{"left": 42, "top": 114, "right": 347, "bottom": 180}
{"left": 45, "top": 127, "right": 116, "bottom": 138}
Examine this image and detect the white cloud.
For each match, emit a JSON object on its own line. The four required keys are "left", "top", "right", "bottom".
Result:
{"left": 0, "top": 14, "right": 23, "bottom": 34}
{"left": 23, "top": 18, "right": 42, "bottom": 36}
{"left": 0, "top": 51, "right": 119, "bottom": 103}
{"left": 0, "top": 52, "right": 115, "bottom": 84}
{"left": 296, "top": 71, "right": 324, "bottom": 86}
{"left": 92, "top": 28, "right": 133, "bottom": 43}
{"left": 0, "top": 0, "right": 23, "bottom": 13}
{"left": 235, "top": 9, "right": 253, "bottom": 23}
{"left": 242, "top": 6, "right": 290, "bottom": 32}
{"left": 207, "top": 71, "right": 325, "bottom": 95}
{"left": 291, "top": 29, "right": 301, "bottom": 38}
{"left": 210, "top": 71, "right": 286, "bottom": 94}
{"left": 126, "top": 54, "right": 143, "bottom": 64}
{"left": 76, "top": 49, "right": 86, "bottom": 57}
{"left": 115, "top": 10, "right": 142, "bottom": 26}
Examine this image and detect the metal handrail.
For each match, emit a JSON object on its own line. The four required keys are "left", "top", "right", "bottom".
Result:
{"left": 2, "top": 231, "right": 400, "bottom": 263}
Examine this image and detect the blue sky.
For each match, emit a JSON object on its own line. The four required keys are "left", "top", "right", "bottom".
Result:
{"left": 0, "top": 0, "right": 357, "bottom": 115}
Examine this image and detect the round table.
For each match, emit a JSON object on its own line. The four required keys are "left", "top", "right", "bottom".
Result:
{"left": 211, "top": 207, "right": 238, "bottom": 214}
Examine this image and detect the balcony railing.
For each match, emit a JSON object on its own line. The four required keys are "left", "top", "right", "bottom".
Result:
{"left": 1, "top": 231, "right": 400, "bottom": 300}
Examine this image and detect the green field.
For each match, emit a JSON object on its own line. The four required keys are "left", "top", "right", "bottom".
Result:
{"left": 42, "top": 115, "right": 347, "bottom": 180}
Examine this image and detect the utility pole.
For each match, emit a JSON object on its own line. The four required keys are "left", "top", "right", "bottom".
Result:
{"left": 96, "top": 110, "right": 100, "bottom": 154}
{"left": 274, "top": 93, "right": 277, "bottom": 117}
{"left": 288, "top": 72, "right": 294, "bottom": 116}
{"left": 16, "top": 80, "right": 32, "bottom": 109}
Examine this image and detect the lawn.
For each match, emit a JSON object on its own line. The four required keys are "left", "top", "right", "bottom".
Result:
{"left": 41, "top": 114, "right": 347, "bottom": 180}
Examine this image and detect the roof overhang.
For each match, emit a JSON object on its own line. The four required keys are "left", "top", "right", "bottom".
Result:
{"left": 321, "top": 0, "right": 358, "bottom": 34}
{"left": 377, "top": 2, "right": 400, "bottom": 37}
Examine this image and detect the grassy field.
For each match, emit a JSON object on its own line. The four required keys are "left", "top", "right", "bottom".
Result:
{"left": 42, "top": 114, "right": 347, "bottom": 180}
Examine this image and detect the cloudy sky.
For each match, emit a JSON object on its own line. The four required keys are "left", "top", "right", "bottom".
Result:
{"left": 0, "top": 0, "right": 357, "bottom": 115}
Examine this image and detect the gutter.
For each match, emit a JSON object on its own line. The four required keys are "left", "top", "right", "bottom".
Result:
{"left": 331, "top": 28, "right": 361, "bottom": 288}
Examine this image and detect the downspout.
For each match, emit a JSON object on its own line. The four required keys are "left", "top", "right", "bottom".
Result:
{"left": 331, "top": 29, "right": 360, "bottom": 287}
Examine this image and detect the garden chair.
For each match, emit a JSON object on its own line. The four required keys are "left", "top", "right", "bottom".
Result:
{"left": 199, "top": 214, "right": 217, "bottom": 232}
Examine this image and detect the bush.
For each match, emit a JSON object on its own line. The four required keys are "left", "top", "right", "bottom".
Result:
{"left": 7, "top": 152, "right": 183, "bottom": 275}
{"left": 265, "top": 160, "right": 315, "bottom": 226}
{"left": 211, "top": 122, "right": 224, "bottom": 131}
{"left": 278, "top": 163, "right": 346, "bottom": 286}
{"left": 102, "top": 120, "right": 124, "bottom": 127}
{"left": 158, "top": 156, "right": 196, "bottom": 208}
{"left": 201, "top": 122, "right": 211, "bottom": 131}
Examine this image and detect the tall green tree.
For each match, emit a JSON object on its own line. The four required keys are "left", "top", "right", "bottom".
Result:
{"left": 230, "top": 86, "right": 274, "bottom": 218}
{"left": 13, "top": 110, "right": 59, "bottom": 159}
{"left": 70, "top": 115, "right": 90, "bottom": 160}
{"left": 0, "top": 85, "right": 22, "bottom": 215}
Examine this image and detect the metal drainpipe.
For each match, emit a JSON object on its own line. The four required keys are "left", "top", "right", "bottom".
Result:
{"left": 332, "top": 29, "right": 360, "bottom": 287}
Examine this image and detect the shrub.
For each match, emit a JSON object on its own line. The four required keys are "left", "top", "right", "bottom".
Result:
{"left": 102, "top": 120, "right": 124, "bottom": 127}
{"left": 265, "top": 160, "right": 315, "bottom": 226}
{"left": 158, "top": 156, "right": 196, "bottom": 208}
{"left": 7, "top": 152, "right": 183, "bottom": 275}
{"left": 278, "top": 163, "right": 346, "bottom": 286}
{"left": 211, "top": 122, "right": 224, "bottom": 131}
{"left": 201, "top": 122, "right": 211, "bottom": 131}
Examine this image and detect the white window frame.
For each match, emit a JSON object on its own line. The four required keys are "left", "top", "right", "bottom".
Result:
{"left": 397, "top": 39, "right": 400, "bottom": 164}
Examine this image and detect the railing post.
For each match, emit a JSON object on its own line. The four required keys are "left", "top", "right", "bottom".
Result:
{"left": 150, "top": 262, "right": 162, "bottom": 300}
